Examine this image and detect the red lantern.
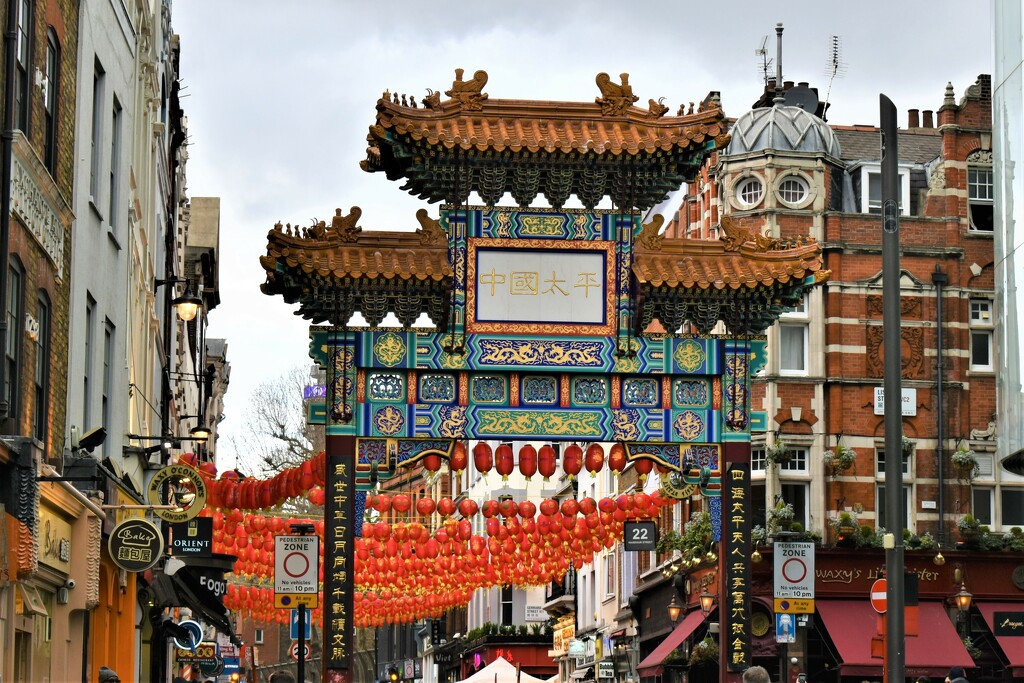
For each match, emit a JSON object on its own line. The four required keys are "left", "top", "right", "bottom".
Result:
{"left": 416, "top": 497, "right": 436, "bottom": 516}
{"left": 437, "top": 497, "right": 456, "bottom": 517}
{"left": 608, "top": 443, "right": 627, "bottom": 475}
{"left": 560, "top": 499, "right": 580, "bottom": 518}
{"left": 538, "top": 445, "right": 556, "bottom": 481}
{"left": 421, "top": 454, "right": 443, "bottom": 473}
{"left": 633, "top": 457, "right": 654, "bottom": 483}
{"left": 519, "top": 501, "right": 537, "bottom": 519}
{"left": 392, "top": 494, "right": 411, "bottom": 513}
{"left": 458, "top": 498, "right": 478, "bottom": 518}
{"left": 473, "top": 442, "right": 493, "bottom": 477}
{"left": 563, "top": 444, "right": 583, "bottom": 480}
{"left": 518, "top": 444, "right": 537, "bottom": 479}
{"left": 539, "top": 499, "right": 559, "bottom": 517}
{"left": 584, "top": 443, "right": 605, "bottom": 475}
{"left": 450, "top": 441, "right": 468, "bottom": 473}
{"left": 495, "top": 444, "right": 514, "bottom": 481}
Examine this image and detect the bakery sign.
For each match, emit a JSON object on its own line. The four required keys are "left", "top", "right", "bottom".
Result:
{"left": 109, "top": 517, "right": 164, "bottom": 572}
{"left": 39, "top": 507, "right": 72, "bottom": 573}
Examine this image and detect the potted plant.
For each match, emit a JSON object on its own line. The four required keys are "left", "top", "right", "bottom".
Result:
{"left": 957, "top": 514, "right": 981, "bottom": 547}
{"left": 823, "top": 444, "right": 856, "bottom": 477}
{"left": 952, "top": 444, "right": 980, "bottom": 482}
{"left": 901, "top": 435, "right": 915, "bottom": 457}
{"left": 832, "top": 511, "right": 858, "bottom": 545}
{"left": 768, "top": 499, "right": 795, "bottom": 533}
{"left": 765, "top": 438, "right": 792, "bottom": 468}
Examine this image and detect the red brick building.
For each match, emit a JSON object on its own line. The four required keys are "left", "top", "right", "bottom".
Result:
{"left": 647, "top": 75, "right": 1024, "bottom": 681}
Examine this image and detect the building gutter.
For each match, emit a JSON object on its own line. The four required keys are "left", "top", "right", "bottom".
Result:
{"left": 0, "top": 0, "right": 19, "bottom": 419}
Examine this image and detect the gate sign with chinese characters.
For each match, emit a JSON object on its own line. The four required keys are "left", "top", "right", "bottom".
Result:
{"left": 471, "top": 242, "right": 613, "bottom": 332}
{"left": 774, "top": 542, "right": 815, "bottom": 601}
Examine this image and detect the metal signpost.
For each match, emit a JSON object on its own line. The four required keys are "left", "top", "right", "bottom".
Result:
{"left": 276, "top": 524, "right": 319, "bottom": 683}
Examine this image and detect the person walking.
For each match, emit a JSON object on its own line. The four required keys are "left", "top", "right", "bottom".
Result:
{"left": 97, "top": 667, "right": 120, "bottom": 683}
{"left": 743, "top": 666, "right": 772, "bottom": 683}
{"left": 946, "top": 667, "right": 969, "bottom": 683}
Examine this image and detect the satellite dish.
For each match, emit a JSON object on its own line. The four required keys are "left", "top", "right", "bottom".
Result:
{"left": 784, "top": 86, "right": 819, "bottom": 114}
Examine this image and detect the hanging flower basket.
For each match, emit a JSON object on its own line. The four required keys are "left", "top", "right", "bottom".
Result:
{"left": 688, "top": 635, "right": 720, "bottom": 667}
{"left": 765, "top": 439, "right": 792, "bottom": 468}
{"left": 823, "top": 445, "right": 856, "bottom": 477}
{"left": 768, "top": 500, "right": 795, "bottom": 533}
{"left": 952, "top": 445, "right": 980, "bottom": 482}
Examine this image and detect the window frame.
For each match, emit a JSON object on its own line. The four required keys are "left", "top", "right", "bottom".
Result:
{"left": 734, "top": 175, "right": 765, "bottom": 209}
{"left": 875, "top": 446, "right": 911, "bottom": 476}
{"left": 861, "top": 165, "right": 909, "bottom": 215}
{"left": 1001, "top": 488, "right": 1024, "bottom": 527}
{"left": 967, "top": 165, "right": 994, "bottom": 232}
{"left": 778, "top": 323, "right": 809, "bottom": 376}
{"left": 109, "top": 97, "right": 122, "bottom": 231}
{"left": 969, "top": 298, "right": 994, "bottom": 371}
{"left": 775, "top": 173, "right": 812, "bottom": 209}
{"left": 43, "top": 29, "right": 59, "bottom": 174}
{"left": 89, "top": 59, "right": 105, "bottom": 204}
{"left": 32, "top": 292, "right": 50, "bottom": 444}
{"left": 15, "top": 0, "right": 34, "bottom": 132}
{"left": 876, "top": 484, "right": 912, "bottom": 530}
{"left": 6, "top": 260, "right": 24, "bottom": 421}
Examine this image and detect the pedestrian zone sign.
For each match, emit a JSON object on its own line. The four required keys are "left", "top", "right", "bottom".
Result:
{"left": 274, "top": 535, "right": 319, "bottom": 608}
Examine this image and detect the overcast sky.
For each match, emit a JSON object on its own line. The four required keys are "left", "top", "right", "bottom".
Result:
{"left": 172, "top": 1, "right": 992, "bottom": 470}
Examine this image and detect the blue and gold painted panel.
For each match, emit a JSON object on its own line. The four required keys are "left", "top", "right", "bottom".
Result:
{"left": 367, "top": 372, "right": 405, "bottom": 402}
{"left": 471, "top": 375, "right": 508, "bottom": 404}
{"left": 459, "top": 207, "right": 618, "bottom": 242}
{"left": 418, "top": 373, "right": 457, "bottom": 403}
{"left": 521, "top": 375, "right": 559, "bottom": 406}
{"left": 361, "top": 402, "right": 413, "bottom": 438}
{"left": 622, "top": 377, "right": 660, "bottom": 408}
{"left": 673, "top": 379, "right": 711, "bottom": 408}
{"left": 572, "top": 377, "right": 608, "bottom": 406}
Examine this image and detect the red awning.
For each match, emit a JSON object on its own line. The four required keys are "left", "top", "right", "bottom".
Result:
{"left": 976, "top": 601, "right": 1024, "bottom": 675}
{"left": 816, "top": 600, "right": 974, "bottom": 678}
{"left": 637, "top": 610, "right": 705, "bottom": 677}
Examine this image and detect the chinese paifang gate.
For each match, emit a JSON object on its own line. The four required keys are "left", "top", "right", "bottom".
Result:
{"left": 258, "top": 68, "right": 830, "bottom": 678}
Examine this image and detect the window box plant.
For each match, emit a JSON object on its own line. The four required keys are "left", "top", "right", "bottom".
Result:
{"left": 957, "top": 514, "right": 981, "bottom": 547}
{"left": 823, "top": 444, "right": 856, "bottom": 477}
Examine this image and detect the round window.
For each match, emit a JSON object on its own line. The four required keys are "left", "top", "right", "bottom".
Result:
{"left": 777, "top": 175, "right": 810, "bottom": 206}
{"left": 735, "top": 176, "right": 764, "bottom": 207}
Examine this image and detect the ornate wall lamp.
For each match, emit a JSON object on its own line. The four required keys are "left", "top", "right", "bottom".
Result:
{"left": 951, "top": 582, "right": 973, "bottom": 637}
{"left": 667, "top": 594, "right": 682, "bottom": 623}
{"left": 699, "top": 590, "right": 716, "bottom": 617}
{"left": 154, "top": 277, "right": 204, "bottom": 322}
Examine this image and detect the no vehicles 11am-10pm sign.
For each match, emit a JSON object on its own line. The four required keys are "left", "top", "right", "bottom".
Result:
{"left": 275, "top": 535, "right": 320, "bottom": 609}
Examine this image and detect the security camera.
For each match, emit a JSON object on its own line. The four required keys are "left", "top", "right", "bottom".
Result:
{"left": 66, "top": 579, "right": 76, "bottom": 589}
{"left": 79, "top": 426, "right": 107, "bottom": 453}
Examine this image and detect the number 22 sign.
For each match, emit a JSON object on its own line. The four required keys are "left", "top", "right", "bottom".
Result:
{"left": 623, "top": 520, "right": 658, "bottom": 551}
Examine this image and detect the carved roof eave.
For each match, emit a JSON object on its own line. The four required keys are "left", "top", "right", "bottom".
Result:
{"left": 260, "top": 228, "right": 452, "bottom": 284}
{"left": 365, "top": 98, "right": 728, "bottom": 161}
{"left": 632, "top": 237, "right": 830, "bottom": 291}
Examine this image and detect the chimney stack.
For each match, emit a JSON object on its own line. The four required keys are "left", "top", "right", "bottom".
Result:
{"left": 923, "top": 110, "right": 934, "bottom": 128}
{"left": 908, "top": 109, "right": 920, "bottom": 128}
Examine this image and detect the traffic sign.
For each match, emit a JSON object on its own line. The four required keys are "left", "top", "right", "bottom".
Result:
{"left": 774, "top": 598, "right": 815, "bottom": 614}
{"left": 870, "top": 578, "right": 887, "bottom": 613}
{"left": 275, "top": 535, "right": 320, "bottom": 608}
{"left": 290, "top": 640, "right": 312, "bottom": 661}
{"left": 773, "top": 542, "right": 815, "bottom": 600}
{"left": 291, "top": 608, "right": 312, "bottom": 640}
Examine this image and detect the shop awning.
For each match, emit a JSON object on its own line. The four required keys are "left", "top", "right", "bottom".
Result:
{"left": 976, "top": 601, "right": 1024, "bottom": 675}
{"left": 817, "top": 600, "right": 973, "bottom": 678}
{"left": 637, "top": 610, "right": 705, "bottom": 677}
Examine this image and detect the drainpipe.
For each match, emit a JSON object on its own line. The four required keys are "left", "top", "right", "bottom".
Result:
{"left": 0, "top": 0, "right": 19, "bottom": 420}
{"left": 932, "top": 265, "right": 948, "bottom": 544}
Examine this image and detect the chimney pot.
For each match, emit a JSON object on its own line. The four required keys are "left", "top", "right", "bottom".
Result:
{"left": 923, "top": 110, "right": 934, "bottom": 128}
{"left": 798, "top": 81, "right": 809, "bottom": 88}
{"left": 784, "top": 80, "right": 795, "bottom": 90}
{"left": 908, "top": 109, "right": 920, "bottom": 128}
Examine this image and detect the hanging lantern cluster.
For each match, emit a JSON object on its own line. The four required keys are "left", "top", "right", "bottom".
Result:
{"left": 457, "top": 442, "right": 655, "bottom": 482}
{"left": 177, "top": 451, "right": 328, "bottom": 511}
{"left": 206, "top": 490, "right": 673, "bottom": 626}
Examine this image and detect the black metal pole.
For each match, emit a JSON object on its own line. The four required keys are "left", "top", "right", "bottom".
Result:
{"left": 880, "top": 93, "right": 905, "bottom": 683}
{"left": 298, "top": 603, "right": 307, "bottom": 683}
{"left": 932, "top": 266, "right": 948, "bottom": 545}
{"left": 0, "top": 0, "right": 20, "bottom": 419}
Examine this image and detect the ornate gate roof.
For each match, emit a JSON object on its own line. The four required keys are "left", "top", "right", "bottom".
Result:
{"left": 361, "top": 69, "right": 729, "bottom": 210}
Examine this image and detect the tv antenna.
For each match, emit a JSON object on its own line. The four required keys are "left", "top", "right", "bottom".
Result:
{"left": 755, "top": 35, "right": 773, "bottom": 86}
{"left": 822, "top": 35, "right": 846, "bottom": 121}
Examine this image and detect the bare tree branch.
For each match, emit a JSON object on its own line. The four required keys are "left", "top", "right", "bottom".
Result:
{"left": 229, "top": 365, "right": 325, "bottom": 477}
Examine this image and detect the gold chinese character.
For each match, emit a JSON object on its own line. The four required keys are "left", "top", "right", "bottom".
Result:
{"left": 730, "top": 469, "right": 746, "bottom": 481}
{"left": 542, "top": 272, "right": 569, "bottom": 296}
{"left": 334, "top": 464, "right": 347, "bottom": 476}
{"left": 732, "top": 652, "right": 746, "bottom": 665}
{"left": 731, "top": 623, "right": 745, "bottom": 634}
{"left": 332, "top": 646, "right": 345, "bottom": 658}
{"left": 509, "top": 272, "right": 538, "bottom": 295}
{"left": 732, "top": 577, "right": 745, "bottom": 589}
{"left": 480, "top": 269, "right": 506, "bottom": 296}
{"left": 574, "top": 272, "right": 600, "bottom": 297}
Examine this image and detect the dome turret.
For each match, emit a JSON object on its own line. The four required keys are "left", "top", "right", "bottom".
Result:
{"left": 726, "top": 105, "right": 841, "bottom": 157}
